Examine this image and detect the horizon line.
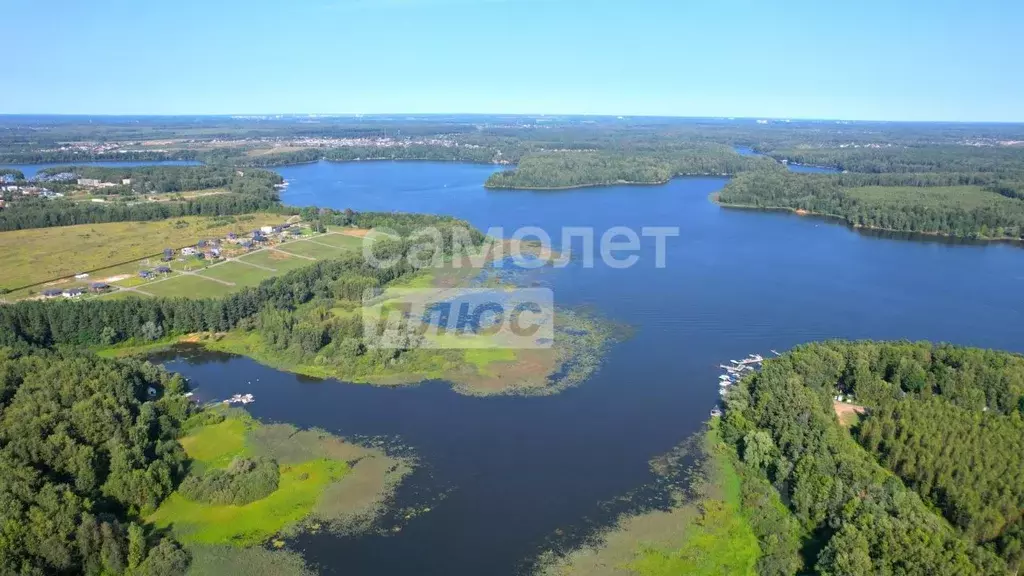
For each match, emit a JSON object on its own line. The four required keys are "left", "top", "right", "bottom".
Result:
{"left": 2, "top": 112, "right": 1024, "bottom": 126}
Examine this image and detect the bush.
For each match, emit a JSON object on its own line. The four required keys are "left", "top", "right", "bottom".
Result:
{"left": 180, "top": 457, "right": 280, "bottom": 506}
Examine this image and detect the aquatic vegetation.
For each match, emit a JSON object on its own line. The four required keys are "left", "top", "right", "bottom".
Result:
{"left": 536, "top": 422, "right": 763, "bottom": 576}
{"left": 148, "top": 408, "right": 412, "bottom": 547}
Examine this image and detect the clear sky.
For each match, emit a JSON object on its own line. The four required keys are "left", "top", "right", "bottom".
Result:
{"left": 3, "top": 0, "right": 1022, "bottom": 121}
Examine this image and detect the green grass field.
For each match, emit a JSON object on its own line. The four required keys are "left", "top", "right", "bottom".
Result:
{"left": 306, "top": 233, "right": 366, "bottom": 249}
{"left": 198, "top": 261, "right": 275, "bottom": 287}
{"left": 238, "top": 249, "right": 313, "bottom": 273}
{"left": 143, "top": 274, "right": 239, "bottom": 298}
{"left": 0, "top": 214, "right": 286, "bottom": 290}
{"left": 275, "top": 239, "right": 352, "bottom": 260}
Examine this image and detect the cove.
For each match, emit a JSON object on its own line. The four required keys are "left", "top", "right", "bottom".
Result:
{"left": 159, "top": 160, "right": 1024, "bottom": 575}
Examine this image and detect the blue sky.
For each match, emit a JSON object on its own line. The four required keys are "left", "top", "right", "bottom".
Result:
{"left": 3, "top": 0, "right": 1022, "bottom": 121}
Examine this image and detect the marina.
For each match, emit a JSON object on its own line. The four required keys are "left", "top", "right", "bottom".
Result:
{"left": 713, "top": 353, "right": 766, "bottom": 411}
{"left": 222, "top": 393, "right": 255, "bottom": 405}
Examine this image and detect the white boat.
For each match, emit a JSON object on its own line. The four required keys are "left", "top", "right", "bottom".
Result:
{"left": 710, "top": 408, "right": 723, "bottom": 417}
{"left": 719, "top": 380, "right": 731, "bottom": 387}
{"left": 718, "top": 375, "right": 731, "bottom": 381}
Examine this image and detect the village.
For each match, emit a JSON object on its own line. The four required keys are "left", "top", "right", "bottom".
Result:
{"left": 30, "top": 220, "right": 367, "bottom": 301}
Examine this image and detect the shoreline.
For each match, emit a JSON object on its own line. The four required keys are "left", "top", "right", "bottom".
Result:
{"left": 484, "top": 172, "right": 733, "bottom": 191}
{"left": 710, "top": 193, "right": 1024, "bottom": 245}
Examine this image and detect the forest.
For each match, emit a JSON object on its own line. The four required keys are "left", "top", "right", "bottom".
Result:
{"left": 0, "top": 346, "right": 193, "bottom": 575}
{"left": 720, "top": 341, "right": 1024, "bottom": 575}
{"left": 36, "top": 165, "right": 283, "bottom": 195}
{"left": 484, "top": 146, "right": 767, "bottom": 189}
{"left": 717, "top": 169, "right": 1024, "bottom": 239}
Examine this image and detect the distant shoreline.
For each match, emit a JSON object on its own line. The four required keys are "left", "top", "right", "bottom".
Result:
{"left": 710, "top": 192, "right": 1024, "bottom": 246}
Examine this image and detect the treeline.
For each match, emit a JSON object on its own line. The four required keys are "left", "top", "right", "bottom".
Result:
{"left": 37, "top": 165, "right": 283, "bottom": 195}
{"left": 766, "top": 145, "right": 1024, "bottom": 174}
{"left": 0, "top": 150, "right": 198, "bottom": 164}
{"left": 0, "top": 346, "right": 192, "bottom": 575}
{"left": 0, "top": 168, "right": 25, "bottom": 180}
{"left": 484, "top": 147, "right": 766, "bottom": 189}
{"left": 0, "top": 193, "right": 280, "bottom": 232}
{"left": 203, "top": 143, "right": 503, "bottom": 168}
{"left": 0, "top": 213, "right": 480, "bottom": 348}
{"left": 718, "top": 170, "right": 1024, "bottom": 239}
{"left": 720, "top": 341, "right": 1018, "bottom": 575}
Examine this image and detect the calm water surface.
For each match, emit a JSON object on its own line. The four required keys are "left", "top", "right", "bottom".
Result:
{"left": 1, "top": 160, "right": 200, "bottom": 179}
{"left": 161, "top": 161, "right": 1024, "bottom": 575}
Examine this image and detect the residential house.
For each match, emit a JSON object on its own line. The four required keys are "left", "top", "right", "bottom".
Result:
{"left": 89, "top": 283, "right": 111, "bottom": 293}
{"left": 63, "top": 288, "right": 84, "bottom": 298}
{"left": 139, "top": 270, "right": 153, "bottom": 279}
{"left": 122, "top": 178, "right": 132, "bottom": 185}
{"left": 155, "top": 266, "right": 171, "bottom": 274}
{"left": 78, "top": 178, "right": 102, "bottom": 187}
{"left": 260, "top": 226, "right": 274, "bottom": 234}
{"left": 162, "top": 248, "right": 174, "bottom": 261}
{"left": 181, "top": 247, "right": 197, "bottom": 256}
{"left": 42, "top": 289, "right": 63, "bottom": 298}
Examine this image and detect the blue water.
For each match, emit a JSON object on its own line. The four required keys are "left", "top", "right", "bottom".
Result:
{"left": 160, "top": 160, "right": 1024, "bottom": 575}
{"left": 1, "top": 160, "right": 201, "bottom": 179}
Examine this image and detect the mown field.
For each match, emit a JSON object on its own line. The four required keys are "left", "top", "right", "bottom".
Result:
{"left": 0, "top": 213, "right": 286, "bottom": 290}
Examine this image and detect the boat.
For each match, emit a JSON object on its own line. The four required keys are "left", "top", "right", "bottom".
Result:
{"left": 718, "top": 375, "right": 731, "bottom": 381}
{"left": 710, "top": 407, "right": 723, "bottom": 417}
{"left": 719, "top": 380, "right": 731, "bottom": 387}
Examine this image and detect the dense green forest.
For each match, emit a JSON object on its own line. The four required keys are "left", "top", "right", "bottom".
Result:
{"left": 764, "top": 146, "right": 1024, "bottom": 174}
{"left": 484, "top": 147, "right": 767, "bottom": 189}
{"left": 0, "top": 193, "right": 280, "bottom": 232}
{"left": 0, "top": 168, "right": 25, "bottom": 180}
{"left": 37, "top": 165, "right": 283, "bottom": 195}
{"left": 0, "top": 346, "right": 192, "bottom": 575}
{"left": 720, "top": 341, "right": 1024, "bottom": 574}
{"left": 0, "top": 213, "right": 480, "bottom": 349}
{"left": 718, "top": 170, "right": 1024, "bottom": 239}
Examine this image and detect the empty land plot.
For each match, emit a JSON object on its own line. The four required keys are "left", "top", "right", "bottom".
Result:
{"left": 275, "top": 239, "right": 350, "bottom": 260}
{"left": 143, "top": 274, "right": 239, "bottom": 298}
{"left": 197, "top": 261, "right": 275, "bottom": 287}
{"left": 238, "top": 249, "right": 313, "bottom": 273}
{"left": 0, "top": 214, "right": 286, "bottom": 291}
{"left": 311, "top": 233, "right": 366, "bottom": 250}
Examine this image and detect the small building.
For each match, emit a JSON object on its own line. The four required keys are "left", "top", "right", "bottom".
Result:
{"left": 90, "top": 198, "right": 105, "bottom": 203}
{"left": 181, "top": 247, "right": 197, "bottom": 256}
{"left": 209, "top": 247, "right": 221, "bottom": 257}
{"left": 42, "top": 289, "right": 63, "bottom": 298}
{"left": 155, "top": 266, "right": 171, "bottom": 274}
{"left": 239, "top": 239, "right": 254, "bottom": 248}
{"left": 89, "top": 282, "right": 110, "bottom": 293}
{"left": 78, "top": 178, "right": 102, "bottom": 187}
{"left": 139, "top": 270, "right": 153, "bottom": 279}
{"left": 122, "top": 178, "right": 132, "bottom": 185}
{"left": 260, "top": 226, "right": 274, "bottom": 234}
{"left": 162, "top": 248, "right": 174, "bottom": 261}
{"left": 197, "top": 239, "right": 208, "bottom": 248}
{"left": 63, "top": 288, "right": 84, "bottom": 298}
{"left": 227, "top": 232, "right": 237, "bottom": 240}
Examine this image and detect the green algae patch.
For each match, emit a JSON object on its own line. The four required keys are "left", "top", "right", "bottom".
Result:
{"left": 150, "top": 459, "right": 349, "bottom": 546}
{"left": 149, "top": 408, "right": 412, "bottom": 549}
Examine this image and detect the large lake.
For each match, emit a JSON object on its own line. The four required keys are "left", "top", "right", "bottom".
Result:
{"left": 161, "top": 161, "right": 1024, "bottom": 575}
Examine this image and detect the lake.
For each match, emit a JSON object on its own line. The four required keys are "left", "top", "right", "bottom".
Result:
{"left": 162, "top": 160, "right": 1024, "bottom": 575}
{"left": 0, "top": 160, "right": 201, "bottom": 179}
